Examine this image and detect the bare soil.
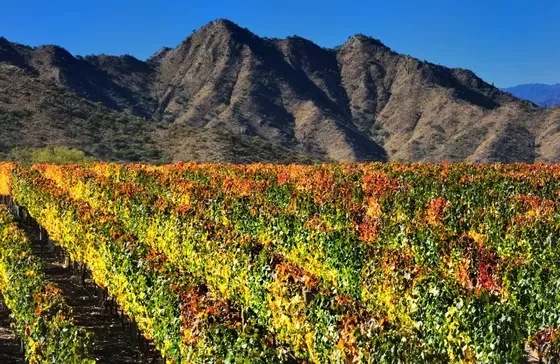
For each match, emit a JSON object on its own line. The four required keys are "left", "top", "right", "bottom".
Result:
{"left": 23, "top": 223, "right": 159, "bottom": 363}
{"left": 0, "top": 298, "right": 25, "bottom": 364}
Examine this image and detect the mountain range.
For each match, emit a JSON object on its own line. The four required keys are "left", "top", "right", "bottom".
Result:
{"left": 502, "top": 83, "right": 560, "bottom": 107}
{"left": 1, "top": 19, "right": 559, "bottom": 163}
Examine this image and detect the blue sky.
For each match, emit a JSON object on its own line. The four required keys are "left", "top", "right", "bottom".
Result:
{"left": 2, "top": 0, "right": 559, "bottom": 87}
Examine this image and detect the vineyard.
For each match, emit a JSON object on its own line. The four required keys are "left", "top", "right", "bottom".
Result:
{"left": 0, "top": 162, "right": 559, "bottom": 363}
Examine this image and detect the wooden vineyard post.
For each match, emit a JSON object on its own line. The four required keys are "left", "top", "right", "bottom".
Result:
{"left": 63, "top": 254, "right": 70, "bottom": 269}
{"left": 121, "top": 309, "right": 127, "bottom": 330}
{"left": 130, "top": 320, "right": 139, "bottom": 347}
{"left": 47, "top": 238, "right": 55, "bottom": 253}
{"left": 81, "top": 263, "right": 87, "bottom": 287}
{"left": 241, "top": 305, "right": 245, "bottom": 333}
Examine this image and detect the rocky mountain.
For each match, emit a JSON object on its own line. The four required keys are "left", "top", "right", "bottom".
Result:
{"left": 1, "top": 19, "right": 559, "bottom": 163}
{"left": 502, "top": 83, "right": 560, "bottom": 107}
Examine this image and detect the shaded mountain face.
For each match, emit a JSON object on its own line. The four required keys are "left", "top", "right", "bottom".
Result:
{"left": 502, "top": 83, "right": 560, "bottom": 107}
{"left": 0, "top": 20, "right": 559, "bottom": 163}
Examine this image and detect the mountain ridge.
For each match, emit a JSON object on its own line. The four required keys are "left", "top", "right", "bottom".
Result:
{"left": 1, "top": 19, "right": 559, "bottom": 163}
{"left": 502, "top": 83, "right": 560, "bottom": 107}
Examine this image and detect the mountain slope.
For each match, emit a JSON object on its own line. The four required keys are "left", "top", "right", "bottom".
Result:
{"left": 0, "top": 62, "right": 163, "bottom": 162}
{"left": 0, "top": 20, "right": 559, "bottom": 163}
{"left": 502, "top": 83, "right": 560, "bottom": 107}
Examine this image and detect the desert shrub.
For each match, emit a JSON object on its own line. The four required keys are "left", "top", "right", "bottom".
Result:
{"left": 10, "top": 145, "right": 94, "bottom": 165}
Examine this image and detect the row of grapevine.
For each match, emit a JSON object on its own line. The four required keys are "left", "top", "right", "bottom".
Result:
{"left": 2, "top": 162, "right": 560, "bottom": 362}
{"left": 0, "top": 205, "right": 94, "bottom": 363}
{"left": 36, "top": 164, "right": 419, "bottom": 362}
{"left": 52, "top": 162, "right": 560, "bottom": 361}
{"left": 2, "top": 166, "right": 289, "bottom": 363}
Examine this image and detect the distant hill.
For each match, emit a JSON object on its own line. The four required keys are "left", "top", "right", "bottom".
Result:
{"left": 1, "top": 19, "right": 560, "bottom": 163}
{"left": 502, "top": 83, "right": 560, "bottom": 107}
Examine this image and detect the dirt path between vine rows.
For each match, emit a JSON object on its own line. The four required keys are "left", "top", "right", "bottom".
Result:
{"left": 22, "top": 224, "right": 158, "bottom": 364}
{"left": 0, "top": 297, "right": 25, "bottom": 364}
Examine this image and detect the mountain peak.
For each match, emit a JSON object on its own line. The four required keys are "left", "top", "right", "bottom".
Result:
{"left": 0, "top": 36, "right": 35, "bottom": 71}
{"left": 172, "top": 18, "right": 254, "bottom": 51}
{"left": 347, "top": 34, "right": 390, "bottom": 49}
{"left": 199, "top": 18, "right": 246, "bottom": 35}
{"left": 35, "top": 44, "right": 75, "bottom": 61}
{"left": 211, "top": 18, "right": 238, "bottom": 27}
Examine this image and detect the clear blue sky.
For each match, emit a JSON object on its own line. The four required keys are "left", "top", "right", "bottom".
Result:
{"left": 2, "top": 0, "right": 559, "bottom": 87}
